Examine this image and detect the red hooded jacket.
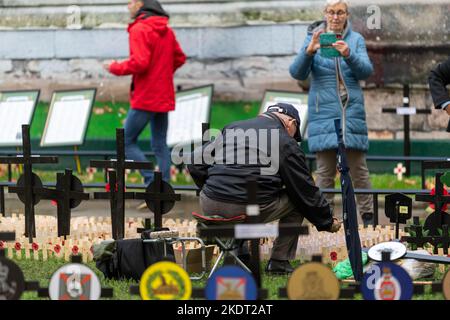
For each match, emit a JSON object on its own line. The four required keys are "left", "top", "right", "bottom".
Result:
{"left": 109, "top": 15, "right": 186, "bottom": 112}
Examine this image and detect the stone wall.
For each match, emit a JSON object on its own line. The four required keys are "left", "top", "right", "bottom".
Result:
{"left": 1, "top": 0, "right": 450, "bottom": 139}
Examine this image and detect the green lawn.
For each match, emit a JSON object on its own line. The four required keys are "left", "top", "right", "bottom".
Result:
{"left": 30, "top": 101, "right": 261, "bottom": 140}
{"left": 11, "top": 256, "right": 446, "bottom": 300}
{"left": 0, "top": 167, "right": 431, "bottom": 190}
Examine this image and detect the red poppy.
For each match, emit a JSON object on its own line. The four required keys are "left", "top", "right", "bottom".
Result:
{"left": 105, "top": 182, "right": 122, "bottom": 192}
{"left": 51, "top": 200, "right": 57, "bottom": 207}
{"left": 429, "top": 187, "right": 448, "bottom": 211}
{"left": 32, "top": 243, "right": 39, "bottom": 251}
{"left": 0, "top": 241, "right": 4, "bottom": 249}
{"left": 72, "top": 245, "right": 79, "bottom": 255}
{"left": 15, "top": 242, "right": 21, "bottom": 251}
{"left": 54, "top": 244, "right": 61, "bottom": 253}
{"left": 330, "top": 251, "right": 338, "bottom": 261}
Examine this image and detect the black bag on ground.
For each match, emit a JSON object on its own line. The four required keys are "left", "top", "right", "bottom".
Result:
{"left": 94, "top": 238, "right": 175, "bottom": 281}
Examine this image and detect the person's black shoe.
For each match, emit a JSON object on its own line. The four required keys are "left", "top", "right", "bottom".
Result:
{"left": 265, "top": 259, "right": 294, "bottom": 274}
{"left": 362, "top": 212, "right": 374, "bottom": 228}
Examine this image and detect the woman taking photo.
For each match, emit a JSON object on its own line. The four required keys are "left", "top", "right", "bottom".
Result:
{"left": 289, "top": 0, "right": 375, "bottom": 226}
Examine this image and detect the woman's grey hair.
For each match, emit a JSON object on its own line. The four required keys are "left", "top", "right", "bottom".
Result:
{"left": 325, "top": 0, "right": 349, "bottom": 9}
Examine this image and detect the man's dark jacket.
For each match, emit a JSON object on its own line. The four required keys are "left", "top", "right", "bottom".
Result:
{"left": 429, "top": 56, "right": 450, "bottom": 108}
{"left": 187, "top": 113, "right": 333, "bottom": 231}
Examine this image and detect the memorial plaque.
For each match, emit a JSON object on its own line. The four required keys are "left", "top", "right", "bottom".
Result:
{"left": 205, "top": 265, "right": 257, "bottom": 300}
{"left": 167, "top": 85, "right": 213, "bottom": 147}
{"left": 260, "top": 90, "right": 308, "bottom": 139}
{"left": 41, "top": 89, "right": 96, "bottom": 147}
{"left": 0, "top": 90, "right": 39, "bottom": 147}
{"left": 287, "top": 262, "right": 340, "bottom": 300}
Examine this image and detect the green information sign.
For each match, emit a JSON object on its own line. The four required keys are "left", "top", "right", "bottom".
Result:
{"left": 41, "top": 89, "right": 96, "bottom": 147}
{"left": 260, "top": 90, "right": 309, "bottom": 140}
{"left": 0, "top": 90, "right": 40, "bottom": 147}
{"left": 167, "top": 85, "right": 213, "bottom": 147}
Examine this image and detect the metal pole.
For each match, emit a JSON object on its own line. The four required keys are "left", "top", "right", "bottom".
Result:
{"left": 421, "top": 161, "right": 426, "bottom": 189}
{"left": 403, "top": 84, "right": 411, "bottom": 177}
{"left": 0, "top": 186, "right": 4, "bottom": 216}
{"left": 373, "top": 193, "right": 378, "bottom": 226}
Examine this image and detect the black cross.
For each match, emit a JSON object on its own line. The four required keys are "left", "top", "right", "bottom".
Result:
{"left": 384, "top": 193, "right": 412, "bottom": 239}
{"left": 91, "top": 128, "right": 153, "bottom": 240}
{"left": 0, "top": 125, "right": 58, "bottom": 242}
{"left": 382, "top": 84, "right": 431, "bottom": 176}
{"left": 135, "top": 171, "right": 181, "bottom": 230}
{"left": 401, "top": 216, "right": 434, "bottom": 249}
{"left": 0, "top": 231, "right": 15, "bottom": 242}
{"left": 32, "top": 169, "right": 89, "bottom": 237}
{"left": 430, "top": 224, "right": 450, "bottom": 255}
{"left": 55, "top": 170, "right": 89, "bottom": 237}
{"left": 415, "top": 172, "right": 450, "bottom": 234}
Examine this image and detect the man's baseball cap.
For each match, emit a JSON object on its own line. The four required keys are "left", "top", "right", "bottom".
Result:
{"left": 266, "top": 103, "right": 301, "bottom": 142}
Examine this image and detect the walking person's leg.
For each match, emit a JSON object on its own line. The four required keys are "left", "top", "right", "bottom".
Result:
{"left": 124, "top": 108, "right": 153, "bottom": 185}
{"left": 315, "top": 149, "right": 338, "bottom": 214}
{"left": 346, "top": 149, "right": 374, "bottom": 226}
{"left": 149, "top": 112, "right": 171, "bottom": 183}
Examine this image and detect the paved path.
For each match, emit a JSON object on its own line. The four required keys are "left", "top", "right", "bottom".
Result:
{"left": 3, "top": 193, "right": 429, "bottom": 227}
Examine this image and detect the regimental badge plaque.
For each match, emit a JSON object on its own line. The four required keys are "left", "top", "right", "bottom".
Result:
{"left": 205, "top": 265, "right": 257, "bottom": 300}
{"left": 139, "top": 261, "right": 192, "bottom": 300}
{"left": 361, "top": 262, "right": 413, "bottom": 300}
{"left": 49, "top": 263, "right": 101, "bottom": 300}
{"left": 0, "top": 257, "right": 25, "bottom": 300}
{"left": 287, "top": 262, "right": 340, "bottom": 300}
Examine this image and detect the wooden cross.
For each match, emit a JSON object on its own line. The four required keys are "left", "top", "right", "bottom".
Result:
{"left": 415, "top": 172, "right": 450, "bottom": 234}
{"left": 134, "top": 171, "right": 181, "bottom": 231}
{"left": 393, "top": 163, "right": 406, "bottom": 181}
{"left": 0, "top": 125, "right": 58, "bottom": 242}
{"left": 90, "top": 128, "right": 153, "bottom": 240}
{"left": 34, "top": 169, "right": 89, "bottom": 237}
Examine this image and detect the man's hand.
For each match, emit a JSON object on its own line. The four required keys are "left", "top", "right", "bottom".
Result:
{"left": 328, "top": 217, "right": 342, "bottom": 233}
{"left": 332, "top": 40, "right": 350, "bottom": 58}
{"left": 306, "top": 30, "right": 324, "bottom": 56}
{"left": 445, "top": 105, "right": 450, "bottom": 116}
{"left": 103, "top": 60, "right": 115, "bottom": 72}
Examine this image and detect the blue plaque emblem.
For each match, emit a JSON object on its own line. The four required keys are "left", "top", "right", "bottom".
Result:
{"left": 205, "top": 265, "right": 257, "bottom": 300}
{"left": 361, "top": 262, "right": 413, "bottom": 300}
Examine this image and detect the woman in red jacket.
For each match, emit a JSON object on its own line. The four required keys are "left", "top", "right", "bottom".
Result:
{"left": 105, "top": 0, "right": 186, "bottom": 185}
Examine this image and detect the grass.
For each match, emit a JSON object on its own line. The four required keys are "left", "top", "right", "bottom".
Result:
{"left": 30, "top": 101, "right": 261, "bottom": 140}
{"left": 11, "top": 256, "right": 447, "bottom": 300}
{"left": 0, "top": 166, "right": 431, "bottom": 190}
{"left": 3, "top": 101, "right": 446, "bottom": 300}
